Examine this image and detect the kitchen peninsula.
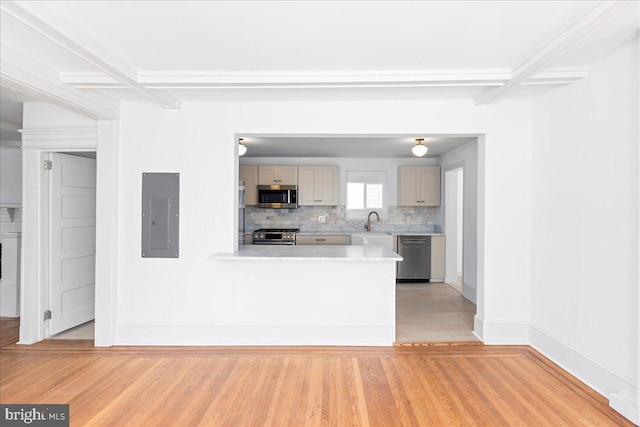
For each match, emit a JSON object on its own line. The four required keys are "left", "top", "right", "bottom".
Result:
{"left": 211, "top": 245, "right": 401, "bottom": 346}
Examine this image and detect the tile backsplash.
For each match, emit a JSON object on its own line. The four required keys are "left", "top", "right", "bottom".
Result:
{"left": 245, "top": 205, "right": 439, "bottom": 233}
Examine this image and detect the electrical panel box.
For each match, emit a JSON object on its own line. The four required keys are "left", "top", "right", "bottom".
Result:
{"left": 141, "top": 173, "right": 179, "bottom": 258}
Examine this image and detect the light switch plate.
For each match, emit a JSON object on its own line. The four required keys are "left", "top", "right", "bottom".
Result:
{"left": 319, "top": 215, "right": 326, "bottom": 223}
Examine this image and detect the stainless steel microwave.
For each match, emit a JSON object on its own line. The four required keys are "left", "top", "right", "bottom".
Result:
{"left": 257, "top": 185, "right": 298, "bottom": 209}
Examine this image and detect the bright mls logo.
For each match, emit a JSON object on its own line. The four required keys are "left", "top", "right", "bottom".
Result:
{"left": 1, "top": 405, "right": 69, "bottom": 426}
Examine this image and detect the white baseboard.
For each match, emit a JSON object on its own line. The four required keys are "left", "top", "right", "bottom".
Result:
{"left": 473, "top": 315, "right": 484, "bottom": 340}
{"left": 462, "top": 283, "right": 476, "bottom": 304}
{"left": 115, "top": 324, "right": 395, "bottom": 346}
{"left": 529, "top": 324, "right": 637, "bottom": 424}
{"left": 609, "top": 393, "right": 638, "bottom": 425}
{"left": 474, "top": 317, "right": 529, "bottom": 344}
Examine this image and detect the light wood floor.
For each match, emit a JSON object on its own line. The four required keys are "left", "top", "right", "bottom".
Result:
{"left": 396, "top": 283, "right": 478, "bottom": 342}
{"left": 0, "top": 329, "right": 632, "bottom": 426}
{"left": 0, "top": 317, "right": 19, "bottom": 347}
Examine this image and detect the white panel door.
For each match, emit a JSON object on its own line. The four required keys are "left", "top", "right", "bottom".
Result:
{"left": 49, "top": 153, "right": 96, "bottom": 335}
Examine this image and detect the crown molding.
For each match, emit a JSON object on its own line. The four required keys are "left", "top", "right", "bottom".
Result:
{"left": 475, "top": 1, "right": 633, "bottom": 105}
{"left": 59, "top": 68, "right": 588, "bottom": 90}
{"left": 1, "top": 0, "right": 180, "bottom": 109}
{"left": 21, "top": 127, "right": 99, "bottom": 149}
{"left": 1, "top": 44, "right": 119, "bottom": 120}
{"left": 521, "top": 67, "right": 590, "bottom": 85}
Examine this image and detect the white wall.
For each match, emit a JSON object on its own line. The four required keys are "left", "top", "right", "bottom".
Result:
{"left": 0, "top": 147, "right": 22, "bottom": 205}
{"left": 531, "top": 37, "right": 639, "bottom": 417}
{"left": 437, "top": 140, "right": 479, "bottom": 304}
{"left": 117, "top": 98, "right": 533, "bottom": 343}
{"left": 240, "top": 156, "right": 437, "bottom": 207}
{"left": 23, "top": 102, "right": 97, "bottom": 128}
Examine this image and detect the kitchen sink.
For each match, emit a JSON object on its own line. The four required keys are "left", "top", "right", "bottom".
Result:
{"left": 350, "top": 232, "right": 394, "bottom": 249}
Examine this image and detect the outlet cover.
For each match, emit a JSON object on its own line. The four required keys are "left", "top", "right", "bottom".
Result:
{"left": 318, "top": 215, "right": 326, "bottom": 223}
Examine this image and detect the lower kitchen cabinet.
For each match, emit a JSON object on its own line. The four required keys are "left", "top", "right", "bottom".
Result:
{"left": 430, "top": 235, "right": 446, "bottom": 282}
{"left": 296, "top": 235, "right": 350, "bottom": 245}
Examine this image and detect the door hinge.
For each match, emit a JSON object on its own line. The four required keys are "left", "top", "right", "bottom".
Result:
{"left": 44, "top": 310, "right": 52, "bottom": 320}
{"left": 43, "top": 160, "right": 52, "bottom": 170}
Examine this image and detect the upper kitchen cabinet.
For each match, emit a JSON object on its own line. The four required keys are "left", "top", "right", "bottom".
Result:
{"left": 298, "top": 166, "right": 339, "bottom": 206}
{"left": 258, "top": 165, "right": 298, "bottom": 185}
{"left": 398, "top": 166, "right": 441, "bottom": 206}
{"left": 239, "top": 165, "right": 258, "bottom": 205}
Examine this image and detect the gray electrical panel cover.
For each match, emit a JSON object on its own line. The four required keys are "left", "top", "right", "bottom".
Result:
{"left": 142, "top": 173, "right": 179, "bottom": 258}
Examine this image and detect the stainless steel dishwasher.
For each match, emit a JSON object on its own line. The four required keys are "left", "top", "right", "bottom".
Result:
{"left": 397, "top": 235, "right": 431, "bottom": 280}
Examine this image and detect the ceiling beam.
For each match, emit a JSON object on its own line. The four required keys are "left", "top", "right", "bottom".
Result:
{"left": 59, "top": 68, "right": 588, "bottom": 90}
{"left": 61, "top": 70, "right": 512, "bottom": 89}
{"left": 475, "top": 1, "right": 632, "bottom": 105}
{"left": 1, "top": 1, "right": 181, "bottom": 109}
{"left": 1, "top": 44, "right": 120, "bottom": 120}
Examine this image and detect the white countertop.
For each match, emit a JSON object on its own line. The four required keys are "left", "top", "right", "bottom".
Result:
{"left": 211, "top": 244, "right": 403, "bottom": 261}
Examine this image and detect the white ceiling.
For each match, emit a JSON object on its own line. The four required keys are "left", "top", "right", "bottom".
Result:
{"left": 39, "top": 1, "right": 597, "bottom": 71}
{"left": 0, "top": 0, "right": 638, "bottom": 149}
{"left": 239, "top": 135, "right": 477, "bottom": 158}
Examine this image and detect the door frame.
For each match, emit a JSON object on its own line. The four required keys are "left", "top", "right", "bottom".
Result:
{"left": 444, "top": 164, "right": 465, "bottom": 287}
{"left": 19, "top": 123, "right": 118, "bottom": 346}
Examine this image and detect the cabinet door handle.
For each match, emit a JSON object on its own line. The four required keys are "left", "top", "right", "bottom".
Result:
{"left": 315, "top": 238, "right": 326, "bottom": 242}
{"left": 314, "top": 200, "right": 321, "bottom": 202}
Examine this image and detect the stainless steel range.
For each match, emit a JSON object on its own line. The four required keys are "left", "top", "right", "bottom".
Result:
{"left": 252, "top": 228, "right": 300, "bottom": 245}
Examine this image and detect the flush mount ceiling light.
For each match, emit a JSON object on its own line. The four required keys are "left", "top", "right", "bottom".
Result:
{"left": 412, "top": 138, "right": 428, "bottom": 157}
{"left": 238, "top": 138, "right": 247, "bottom": 156}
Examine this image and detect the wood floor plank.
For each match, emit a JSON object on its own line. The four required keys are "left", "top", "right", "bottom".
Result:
{"left": 0, "top": 335, "right": 633, "bottom": 426}
{"left": 0, "top": 317, "right": 19, "bottom": 347}
{"left": 351, "top": 357, "right": 371, "bottom": 427}
{"left": 197, "top": 356, "right": 259, "bottom": 426}
{"left": 262, "top": 356, "right": 291, "bottom": 427}
{"left": 413, "top": 356, "right": 479, "bottom": 425}
{"left": 470, "top": 357, "right": 550, "bottom": 426}
{"left": 392, "top": 356, "right": 451, "bottom": 425}
{"left": 501, "top": 357, "right": 607, "bottom": 426}
{"left": 158, "top": 357, "right": 238, "bottom": 426}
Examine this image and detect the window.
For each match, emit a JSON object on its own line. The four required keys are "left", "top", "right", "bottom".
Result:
{"left": 347, "top": 183, "right": 383, "bottom": 209}
{"left": 346, "top": 171, "right": 386, "bottom": 218}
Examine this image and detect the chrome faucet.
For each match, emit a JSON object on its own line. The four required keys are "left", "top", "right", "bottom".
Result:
{"left": 365, "top": 211, "right": 380, "bottom": 232}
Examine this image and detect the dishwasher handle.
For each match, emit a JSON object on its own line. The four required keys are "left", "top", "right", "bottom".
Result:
{"left": 399, "top": 236, "right": 429, "bottom": 244}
